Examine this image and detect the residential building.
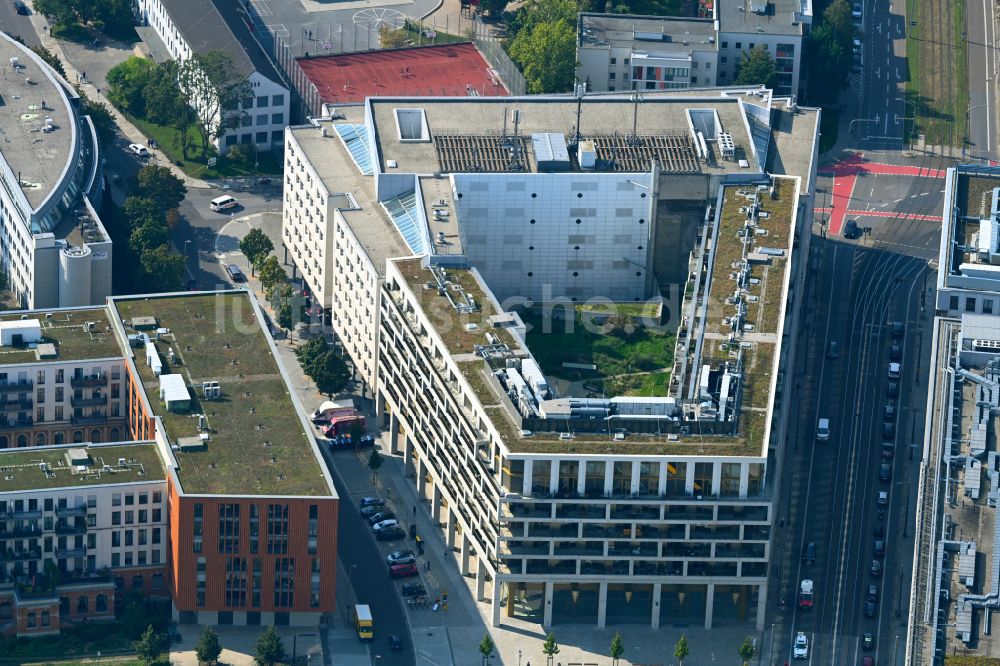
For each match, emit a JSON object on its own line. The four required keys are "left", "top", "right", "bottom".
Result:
{"left": 936, "top": 165, "right": 1000, "bottom": 316}
{"left": 0, "top": 291, "right": 338, "bottom": 636}
{"left": 135, "top": 0, "right": 290, "bottom": 154}
{"left": 578, "top": 1, "right": 811, "bottom": 97}
{"left": 0, "top": 32, "right": 112, "bottom": 310}
{"left": 283, "top": 90, "right": 820, "bottom": 628}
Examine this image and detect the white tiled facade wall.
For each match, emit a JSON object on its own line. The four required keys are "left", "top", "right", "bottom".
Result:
{"left": 283, "top": 132, "right": 331, "bottom": 305}
{"left": 452, "top": 172, "right": 654, "bottom": 304}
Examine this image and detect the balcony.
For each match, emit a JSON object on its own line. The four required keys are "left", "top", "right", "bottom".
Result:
{"left": 55, "top": 522, "right": 87, "bottom": 535}
{"left": 71, "top": 374, "right": 107, "bottom": 388}
{"left": 0, "top": 509, "right": 41, "bottom": 520}
{"left": 55, "top": 547, "right": 87, "bottom": 559}
{"left": 0, "top": 418, "right": 32, "bottom": 430}
{"left": 55, "top": 505, "right": 87, "bottom": 518}
{"left": 0, "top": 524, "right": 42, "bottom": 538}
{"left": 72, "top": 412, "right": 107, "bottom": 425}
{"left": 71, "top": 395, "right": 107, "bottom": 407}
{"left": 0, "top": 399, "right": 31, "bottom": 412}
{"left": 3, "top": 547, "right": 41, "bottom": 561}
{"left": 0, "top": 380, "right": 32, "bottom": 393}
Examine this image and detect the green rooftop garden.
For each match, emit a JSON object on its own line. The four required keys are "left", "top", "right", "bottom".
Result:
{"left": 0, "top": 443, "right": 163, "bottom": 492}
{"left": 0, "top": 309, "right": 121, "bottom": 366}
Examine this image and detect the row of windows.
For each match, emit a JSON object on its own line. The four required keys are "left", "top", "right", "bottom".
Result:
{"left": 225, "top": 130, "right": 284, "bottom": 147}
{"left": 241, "top": 94, "right": 286, "bottom": 110}
{"left": 0, "top": 426, "right": 122, "bottom": 449}
{"left": 110, "top": 548, "right": 161, "bottom": 567}
{"left": 195, "top": 556, "right": 318, "bottom": 608}
{"left": 191, "top": 503, "right": 306, "bottom": 555}
{"left": 112, "top": 491, "right": 162, "bottom": 506}
{"left": 111, "top": 527, "right": 162, "bottom": 546}
{"left": 949, "top": 294, "right": 995, "bottom": 314}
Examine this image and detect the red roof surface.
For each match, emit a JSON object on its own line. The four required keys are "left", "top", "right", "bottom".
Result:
{"left": 297, "top": 43, "right": 508, "bottom": 105}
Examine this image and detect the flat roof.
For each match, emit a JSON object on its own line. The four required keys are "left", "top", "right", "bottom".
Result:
{"left": 0, "top": 32, "right": 76, "bottom": 210}
{"left": 578, "top": 13, "right": 718, "bottom": 53}
{"left": 717, "top": 0, "right": 809, "bottom": 36}
{"left": 289, "top": 112, "right": 412, "bottom": 277}
{"left": 0, "top": 308, "right": 120, "bottom": 365}
{"left": 421, "top": 176, "right": 464, "bottom": 256}
{"left": 368, "top": 95, "right": 757, "bottom": 175}
{"left": 297, "top": 43, "right": 508, "bottom": 106}
{"left": 0, "top": 443, "right": 164, "bottom": 492}
{"left": 944, "top": 166, "right": 1000, "bottom": 287}
{"left": 112, "top": 293, "right": 332, "bottom": 497}
{"left": 765, "top": 105, "right": 819, "bottom": 190}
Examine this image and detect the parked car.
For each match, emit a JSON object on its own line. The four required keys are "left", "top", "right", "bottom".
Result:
{"left": 890, "top": 321, "right": 904, "bottom": 337}
{"left": 375, "top": 526, "right": 406, "bottom": 541}
{"left": 867, "top": 584, "right": 879, "bottom": 602}
{"left": 864, "top": 600, "right": 877, "bottom": 618}
{"left": 884, "top": 403, "right": 896, "bottom": 421}
{"left": 874, "top": 540, "right": 885, "bottom": 557}
{"left": 388, "top": 634, "right": 403, "bottom": 651}
{"left": 361, "top": 505, "right": 384, "bottom": 518}
{"left": 386, "top": 550, "right": 416, "bottom": 566}
{"left": 877, "top": 490, "right": 889, "bottom": 505}
{"left": 369, "top": 511, "right": 397, "bottom": 526}
{"left": 225, "top": 264, "right": 245, "bottom": 282}
{"left": 843, "top": 219, "right": 862, "bottom": 239}
{"left": 852, "top": 2, "right": 862, "bottom": 18}
{"left": 803, "top": 542, "right": 817, "bottom": 564}
{"left": 882, "top": 442, "right": 895, "bottom": 459}
{"left": 360, "top": 496, "right": 385, "bottom": 508}
{"left": 889, "top": 343, "right": 902, "bottom": 360}
{"left": 389, "top": 563, "right": 419, "bottom": 578}
{"left": 373, "top": 519, "right": 399, "bottom": 532}
{"left": 871, "top": 559, "right": 882, "bottom": 577}
{"left": 863, "top": 657, "right": 875, "bottom": 666}
{"left": 793, "top": 632, "right": 809, "bottom": 659}
{"left": 862, "top": 633, "right": 874, "bottom": 650}
{"left": 888, "top": 362, "right": 901, "bottom": 379}
{"left": 401, "top": 582, "right": 427, "bottom": 597}
{"left": 13, "top": 1, "right": 28, "bottom": 14}
{"left": 128, "top": 143, "right": 149, "bottom": 157}
{"left": 827, "top": 340, "right": 839, "bottom": 359}
{"left": 879, "top": 463, "right": 891, "bottom": 482}
{"left": 882, "top": 421, "right": 895, "bottom": 439}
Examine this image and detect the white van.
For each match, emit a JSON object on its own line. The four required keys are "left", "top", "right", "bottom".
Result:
{"left": 210, "top": 195, "right": 238, "bottom": 212}
{"left": 816, "top": 418, "right": 830, "bottom": 441}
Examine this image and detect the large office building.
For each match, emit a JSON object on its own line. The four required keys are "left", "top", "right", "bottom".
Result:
{"left": 577, "top": 0, "right": 812, "bottom": 97}
{"left": 0, "top": 32, "right": 112, "bottom": 310}
{"left": 0, "top": 291, "right": 337, "bottom": 637}
{"left": 135, "top": 0, "right": 290, "bottom": 154}
{"left": 283, "top": 89, "right": 820, "bottom": 628}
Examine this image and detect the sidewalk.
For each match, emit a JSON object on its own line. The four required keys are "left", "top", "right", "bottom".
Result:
{"left": 27, "top": 3, "right": 211, "bottom": 191}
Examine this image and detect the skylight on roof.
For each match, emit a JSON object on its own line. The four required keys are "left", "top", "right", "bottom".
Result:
{"left": 395, "top": 108, "right": 430, "bottom": 142}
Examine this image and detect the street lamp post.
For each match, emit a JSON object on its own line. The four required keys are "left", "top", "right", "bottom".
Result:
{"left": 849, "top": 115, "right": 880, "bottom": 138}
{"left": 965, "top": 102, "right": 990, "bottom": 159}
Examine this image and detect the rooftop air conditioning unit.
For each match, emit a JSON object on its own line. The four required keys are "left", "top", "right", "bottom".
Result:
{"left": 118, "top": 457, "right": 126, "bottom": 466}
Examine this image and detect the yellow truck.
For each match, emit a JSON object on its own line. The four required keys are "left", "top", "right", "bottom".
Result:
{"left": 352, "top": 604, "right": 374, "bottom": 641}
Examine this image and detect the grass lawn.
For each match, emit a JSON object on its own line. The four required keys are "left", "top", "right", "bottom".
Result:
{"left": 819, "top": 107, "right": 839, "bottom": 154}
{"left": 905, "top": 0, "right": 968, "bottom": 146}
{"left": 575, "top": 302, "right": 661, "bottom": 318}
{"left": 520, "top": 310, "right": 674, "bottom": 397}
{"left": 25, "top": 661, "right": 145, "bottom": 666}
{"left": 127, "top": 115, "right": 282, "bottom": 179}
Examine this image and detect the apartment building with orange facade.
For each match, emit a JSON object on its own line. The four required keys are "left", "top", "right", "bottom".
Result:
{"left": 0, "top": 291, "right": 337, "bottom": 637}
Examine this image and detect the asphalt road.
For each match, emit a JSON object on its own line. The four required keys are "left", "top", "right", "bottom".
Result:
{"left": 319, "top": 444, "right": 415, "bottom": 666}
{"left": 774, "top": 153, "right": 947, "bottom": 666}
{"left": 857, "top": 0, "right": 907, "bottom": 147}
{"left": 966, "top": 0, "right": 999, "bottom": 159}
{"left": 0, "top": 2, "right": 40, "bottom": 46}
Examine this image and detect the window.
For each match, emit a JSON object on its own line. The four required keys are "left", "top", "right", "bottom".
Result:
{"left": 87, "top": 494, "right": 96, "bottom": 508}
{"left": 249, "top": 504, "right": 259, "bottom": 554}
{"left": 112, "top": 511, "right": 120, "bottom": 526}
{"left": 274, "top": 558, "right": 295, "bottom": 607}
{"left": 153, "top": 549, "right": 161, "bottom": 564}
{"left": 153, "top": 491, "right": 161, "bottom": 503}
{"left": 125, "top": 510, "right": 134, "bottom": 524}
{"left": 36, "top": 388, "right": 44, "bottom": 403}
{"left": 242, "top": 97, "right": 254, "bottom": 110}
{"left": 252, "top": 558, "right": 262, "bottom": 607}
{"left": 308, "top": 505, "right": 318, "bottom": 555}
{"left": 609, "top": 73, "right": 616, "bottom": 80}
{"left": 267, "top": 504, "right": 289, "bottom": 554}
{"left": 721, "top": 41, "right": 728, "bottom": 48}
{"left": 55, "top": 406, "right": 63, "bottom": 420}
{"left": 139, "top": 509, "right": 147, "bottom": 523}
{"left": 138, "top": 550, "right": 147, "bottom": 565}
{"left": 256, "top": 95, "right": 268, "bottom": 108}
{"left": 271, "top": 130, "right": 283, "bottom": 143}
{"left": 256, "top": 131, "right": 268, "bottom": 143}
{"left": 610, "top": 57, "right": 617, "bottom": 65}
{"left": 112, "top": 493, "right": 121, "bottom": 507}
{"left": 255, "top": 113, "right": 267, "bottom": 126}
{"left": 193, "top": 502, "right": 203, "bottom": 553}
{"left": 311, "top": 558, "right": 321, "bottom": 607}
{"left": 985, "top": 299, "right": 994, "bottom": 314}
{"left": 691, "top": 61, "right": 698, "bottom": 69}
{"left": 226, "top": 557, "right": 248, "bottom": 607}
{"left": 112, "top": 531, "right": 120, "bottom": 547}
{"left": 36, "top": 370, "right": 44, "bottom": 385}
{"left": 241, "top": 134, "right": 252, "bottom": 145}
{"left": 966, "top": 297, "right": 977, "bottom": 312}
{"left": 705, "top": 62, "right": 711, "bottom": 70}
{"left": 111, "top": 552, "right": 120, "bottom": 566}
{"left": 125, "top": 494, "right": 134, "bottom": 506}
{"left": 153, "top": 508, "right": 161, "bottom": 522}
{"left": 139, "top": 529, "right": 147, "bottom": 546}
{"left": 735, "top": 42, "right": 742, "bottom": 49}
{"left": 153, "top": 527, "right": 161, "bottom": 544}
{"left": 394, "top": 108, "right": 430, "bottom": 142}
{"left": 271, "top": 112, "right": 284, "bottom": 125}
{"left": 623, "top": 58, "right": 629, "bottom": 65}
{"left": 125, "top": 530, "right": 133, "bottom": 546}
{"left": 272, "top": 94, "right": 284, "bottom": 106}
{"left": 949, "top": 295, "right": 959, "bottom": 310}
{"left": 27, "top": 611, "right": 35, "bottom": 628}
{"left": 218, "top": 503, "right": 240, "bottom": 553}
{"left": 55, "top": 369, "right": 63, "bottom": 383}
{"left": 41, "top": 610, "right": 49, "bottom": 626}
{"left": 226, "top": 135, "right": 238, "bottom": 147}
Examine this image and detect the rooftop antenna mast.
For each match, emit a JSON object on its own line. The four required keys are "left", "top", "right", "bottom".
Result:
{"left": 573, "top": 81, "right": 586, "bottom": 146}
{"left": 508, "top": 108, "right": 525, "bottom": 171}
{"left": 628, "top": 91, "right": 643, "bottom": 147}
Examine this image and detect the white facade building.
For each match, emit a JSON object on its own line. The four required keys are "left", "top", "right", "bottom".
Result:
{"left": 135, "top": 0, "right": 290, "bottom": 154}
{"left": 282, "top": 92, "right": 820, "bottom": 627}
{"left": 0, "top": 33, "right": 112, "bottom": 310}
{"left": 578, "top": 1, "right": 811, "bottom": 98}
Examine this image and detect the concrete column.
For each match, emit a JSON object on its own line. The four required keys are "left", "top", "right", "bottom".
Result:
{"left": 685, "top": 462, "right": 695, "bottom": 495}
{"left": 549, "top": 462, "right": 559, "bottom": 495}
{"left": 432, "top": 484, "right": 442, "bottom": 524}
{"left": 375, "top": 392, "right": 385, "bottom": 424}
{"left": 416, "top": 456, "right": 425, "bottom": 497}
{"left": 446, "top": 508, "right": 456, "bottom": 549}
{"left": 522, "top": 459, "right": 533, "bottom": 495}
{"left": 389, "top": 412, "right": 400, "bottom": 455}
{"left": 630, "top": 460, "right": 641, "bottom": 495}
{"left": 739, "top": 462, "right": 749, "bottom": 497}
{"left": 711, "top": 462, "right": 722, "bottom": 497}
{"left": 577, "top": 462, "right": 587, "bottom": 496}
{"left": 476, "top": 565, "right": 486, "bottom": 601}
{"left": 658, "top": 461, "right": 667, "bottom": 496}
{"left": 651, "top": 583, "right": 662, "bottom": 629}
{"left": 755, "top": 581, "right": 767, "bottom": 631}
{"left": 461, "top": 534, "right": 471, "bottom": 575}
{"left": 543, "top": 581, "right": 553, "bottom": 627}
{"left": 597, "top": 582, "right": 608, "bottom": 628}
{"left": 704, "top": 583, "right": 714, "bottom": 630}
{"left": 604, "top": 460, "right": 614, "bottom": 495}
{"left": 403, "top": 436, "right": 413, "bottom": 474}
{"left": 491, "top": 578, "right": 502, "bottom": 627}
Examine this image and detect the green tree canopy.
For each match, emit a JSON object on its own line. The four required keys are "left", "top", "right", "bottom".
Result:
{"left": 240, "top": 228, "right": 274, "bottom": 270}
{"left": 508, "top": 19, "right": 576, "bottom": 93}
{"left": 295, "top": 337, "right": 329, "bottom": 367}
{"left": 609, "top": 632, "right": 624, "bottom": 666}
{"left": 478, "top": 634, "right": 496, "bottom": 666}
{"left": 804, "top": 0, "right": 856, "bottom": 104}
{"left": 254, "top": 626, "right": 286, "bottom": 666}
{"left": 734, "top": 45, "right": 777, "bottom": 88}
{"left": 133, "top": 165, "right": 187, "bottom": 211}
{"left": 177, "top": 51, "right": 253, "bottom": 155}
{"left": 143, "top": 61, "right": 188, "bottom": 127}
{"left": 106, "top": 57, "right": 157, "bottom": 116}
{"left": 257, "top": 255, "right": 287, "bottom": 292}
{"left": 309, "top": 350, "right": 351, "bottom": 397}
{"left": 674, "top": 635, "right": 690, "bottom": 665}
{"left": 738, "top": 636, "right": 755, "bottom": 666}
{"left": 133, "top": 624, "right": 168, "bottom": 666}
{"left": 140, "top": 245, "right": 186, "bottom": 292}
{"left": 196, "top": 627, "right": 223, "bottom": 666}
{"left": 130, "top": 219, "right": 170, "bottom": 256}
{"left": 123, "top": 196, "right": 165, "bottom": 229}
{"left": 542, "top": 633, "right": 560, "bottom": 665}
{"left": 368, "top": 448, "right": 384, "bottom": 472}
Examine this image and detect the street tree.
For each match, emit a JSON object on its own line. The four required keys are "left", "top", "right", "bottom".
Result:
{"left": 478, "top": 0, "right": 508, "bottom": 17}
{"left": 133, "top": 624, "right": 168, "bottom": 666}
{"left": 609, "top": 632, "right": 624, "bottom": 666}
{"left": 196, "top": 627, "right": 223, "bottom": 666}
{"left": 143, "top": 62, "right": 187, "bottom": 127}
{"left": 737, "top": 636, "right": 755, "bottom": 666}
{"left": 253, "top": 626, "right": 286, "bottom": 666}
{"left": 508, "top": 18, "right": 575, "bottom": 93}
{"left": 674, "top": 635, "right": 689, "bottom": 666}
{"left": 106, "top": 57, "right": 157, "bottom": 116}
{"left": 123, "top": 195, "right": 164, "bottom": 229}
{"left": 240, "top": 228, "right": 274, "bottom": 273}
{"left": 478, "top": 634, "right": 496, "bottom": 666}
{"left": 140, "top": 245, "right": 186, "bottom": 292}
{"left": 541, "top": 633, "right": 560, "bottom": 666}
{"left": 130, "top": 219, "right": 170, "bottom": 256}
{"left": 134, "top": 165, "right": 187, "bottom": 211}
{"left": 295, "top": 337, "right": 329, "bottom": 368}
{"left": 734, "top": 45, "right": 777, "bottom": 89}
{"left": 257, "top": 256, "right": 287, "bottom": 292}
{"left": 368, "top": 448, "right": 384, "bottom": 476}
{"left": 177, "top": 51, "right": 253, "bottom": 156}
{"left": 310, "top": 351, "right": 351, "bottom": 397}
